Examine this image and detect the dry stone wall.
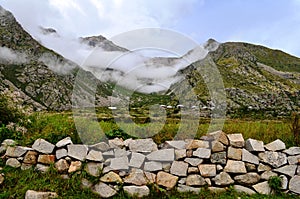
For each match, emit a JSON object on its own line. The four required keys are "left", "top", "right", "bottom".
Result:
{"left": 1, "top": 131, "right": 300, "bottom": 198}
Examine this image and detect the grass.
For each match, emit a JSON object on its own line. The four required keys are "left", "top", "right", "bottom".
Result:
{"left": 0, "top": 111, "right": 299, "bottom": 198}
{"left": 1, "top": 110, "right": 296, "bottom": 147}
{"left": 0, "top": 160, "right": 299, "bottom": 199}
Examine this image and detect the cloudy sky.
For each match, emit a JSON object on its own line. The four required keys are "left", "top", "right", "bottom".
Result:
{"left": 0, "top": 0, "right": 300, "bottom": 57}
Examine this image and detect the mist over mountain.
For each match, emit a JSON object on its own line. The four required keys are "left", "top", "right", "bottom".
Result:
{"left": 0, "top": 5, "right": 299, "bottom": 117}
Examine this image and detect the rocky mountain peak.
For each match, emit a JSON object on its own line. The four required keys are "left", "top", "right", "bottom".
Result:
{"left": 39, "top": 26, "right": 58, "bottom": 36}
{"left": 79, "top": 35, "right": 127, "bottom": 52}
{"left": 204, "top": 38, "right": 220, "bottom": 52}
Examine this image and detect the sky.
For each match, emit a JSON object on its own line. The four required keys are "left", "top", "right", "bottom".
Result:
{"left": 0, "top": 0, "right": 300, "bottom": 57}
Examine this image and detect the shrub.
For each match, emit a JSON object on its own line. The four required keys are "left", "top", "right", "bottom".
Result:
{"left": 291, "top": 112, "right": 300, "bottom": 146}
{"left": 0, "top": 92, "right": 25, "bottom": 125}
{"left": 268, "top": 176, "right": 282, "bottom": 194}
{"left": 105, "top": 128, "right": 136, "bottom": 140}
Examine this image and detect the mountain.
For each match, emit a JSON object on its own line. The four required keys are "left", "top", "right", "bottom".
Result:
{"left": 0, "top": 6, "right": 119, "bottom": 111}
{"left": 172, "top": 40, "right": 300, "bottom": 117}
{"left": 79, "top": 35, "right": 127, "bottom": 52}
{"left": 0, "top": 5, "right": 299, "bottom": 118}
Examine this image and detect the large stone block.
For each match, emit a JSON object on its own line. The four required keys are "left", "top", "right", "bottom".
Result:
{"left": 224, "top": 160, "right": 247, "bottom": 174}
{"left": 227, "top": 134, "right": 244, "bottom": 148}
{"left": 67, "top": 145, "right": 88, "bottom": 161}
{"left": 32, "top": 139, "right": 55, "bottom": 154}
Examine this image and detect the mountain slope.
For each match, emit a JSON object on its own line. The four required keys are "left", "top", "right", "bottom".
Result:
{"left": 0, "top": 6, "right": 116, "bottom": 111}
{"left": 172, "top": 41, "right": 300, "bottom": 117}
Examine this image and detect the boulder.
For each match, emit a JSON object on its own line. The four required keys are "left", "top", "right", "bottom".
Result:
{"left": 211, "top": 141, "right": 225, "bottom": 152}
{"left": 89, "top": 142, "right": 110, "bottom": 152}
{"left": 245, "top": 163, "right": 256, "bottom": 172}
{"left": 129, "top": 152, "right": 145, "bottom": 168}
{"left": 252, "top": 181, "right": 271, "bottom": 195}
{"left": 224, "top": 160, "right": 247, "bottom": 174}
{"left": 199, "top": 164, "right": 216, "bottom": 177}
{"left": 186, "top": 174, "right": 206, "bottom": 186}
{"left": 146, "top": 149, "right": 174, "bottom": 162}
{"left": 184, "top": 158, "right": 203, "bottom": 166}
{"left": 143, "top": 161, "right": 162, "bottom": 172}
{"left": 210, "top": 152, "right": 226, "bottom": 165}
{"left": 265, "top": 139, "right": 286, "bottom": 151}
{"left": 110, "top": 156, "right": 129, "bottom": 170}
{"left": 245, "top": 138, "right": 264, "bottom": 152}
{"left": 156, "top": 171, "right": 178, "bottom": 189}
{"left": 114, "top": 148, "right": 130, "bottom": 157}
{"left": 177, "top": 184, "right": 201, "bottom": 193}
{"left": 55, "top": 149, "right": 67, "bottom": 160}
{"left": 283, "top": 147, "right": 300, "bottom": 155}
{"left": 234, "top": 173, "right": 260, "bottom": 185}
{"left": 35, "top": 164, "right": 50, "bottom": 173}
{"left": 185, "top": 140, "right": 209, "bottom": 149}
{"left": 86, "top": 150, "right": 104, "bottom": 162}
{"left": 55, "top": 159, "right": 69, "bottom": 173}
{"left": 5, "top": 146, "right": 31, "bottom": 157}
{"left": 234, "top": 185, "right": 256, "bottom": 195}
{"left": 92, "top": 182, "right": 117, "bottom": 198}
{"left": 165, "top": 140, "right": 187, "bottom": 149}
{"left": 124, "top": 169, "right": 156, "bottom": 185}
{"left": 289, "top": 175, "right": 300, "bottom": 194}
{"left": 67, "top": 145, "right": 88, "bottom": 161}
{"left": 257, "top": 163, "right": 272, "bottom": 172}
{"left": 261, "top": 170, "right": 278, "bottom": 180}
{"left": 274, "top": 165, "right": 297, "bottom": 177}
{"left": 68, "top": 161, "right": 82, "bottom": 173}
{"left": 1, "top": 139, "right": 16, "bottom": 149}
{"left": 175, "top": 149, "right": 186, "bottom": 160}
{"left": 25, "top": 190, "right": 58, "bottom": 199}
{"left": 193, "top": 148, "right": 211, "bottom": 159}
{"left": 6, "top": 158, "right": 21, "bottom": 168}
{"left": 32, "top": 139, "right": 55, "bottom": 154}
{"left": 280, "top": 175, "right": 288, "bottom": 190}
{"left": 188, "top": 167, "right": 199, "bottom": 174}
{"left": 227, "top": 147, "right": 242, "bottom": 160}
{"left": 208, "top": 187, "right": 226, "bottom": 193}
{"left": 242, "top": 149, "right": 259, "bottom": 165}
{"left": 258, "top": 151, "right": 287, "bottom": 168}
{"left": 227, "top": 134, "right": 244, "bottom": 148}
{"left": 37, "top": 155, "right": 55, "bottom": 164}
{"left": 170, "top": 161, "right": 188, "bottom": 176}
{"left": 163, "top": 162, "right": 171, "bottom": 172}
{"left": 287, "top": 155, "right": 300, "bottom": 165}
{"left": 108, "top": 138, "right": 124, "bottom": 148}
{"left": 100, "top": 171, "right": 122, "bottom": 183}
{"left": 85, "top": 162, "right": 103, "bottom": 177}
{"left": 123, "top": 185, "right": 150, "bottom": 198}
{"left": 55, "top": 137, "right": 72, "bottom": 148}
{"left": 129, "top": 139, "right": 158, "bottom": 153}
{"left": 23, "top": 151, "right": 38, "bottom": 164}
{"left": 208, "top": 130, "right": 229, "bottom": 145}
{"left": 212, "top": 172, "right": 234, "bottom": 186}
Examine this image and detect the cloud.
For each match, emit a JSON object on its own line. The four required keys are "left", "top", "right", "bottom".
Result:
{"left": 82, "top": 43, "right": 211, "bottom": 93}
{"left": 38, "top": 52, "right": 77, "bottom": 74}
{"left": 0, "top": 47, "right": 27, "bottom": 64}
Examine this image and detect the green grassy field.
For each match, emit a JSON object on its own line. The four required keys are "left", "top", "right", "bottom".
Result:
{"left": 0, "top": 110, "right": 299, "bottom": 198}
{"left": 0, "top": 161, "right": 299, "bottom": 199}
{"left": 6, "top": 111, "right": 296, "bottom": 147}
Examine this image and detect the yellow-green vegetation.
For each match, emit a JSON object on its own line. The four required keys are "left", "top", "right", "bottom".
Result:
{"left": 1, "top": 110, "right": 297, "bottom": 147}
{"left": 0, "top": 161, "right": 299, "bottom": 199}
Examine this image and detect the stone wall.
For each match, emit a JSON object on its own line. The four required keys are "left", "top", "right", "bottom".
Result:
{"left": 1, "top": 131, "right": 300, "bottom": 198}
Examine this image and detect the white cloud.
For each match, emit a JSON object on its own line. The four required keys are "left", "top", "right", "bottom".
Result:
{"left": 0, "top": 47, "right": 27, "bottom": 64}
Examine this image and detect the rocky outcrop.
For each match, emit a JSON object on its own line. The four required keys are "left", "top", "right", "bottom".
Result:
{"left": 1, "top": 133, "right": 300, "bottom": 197}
